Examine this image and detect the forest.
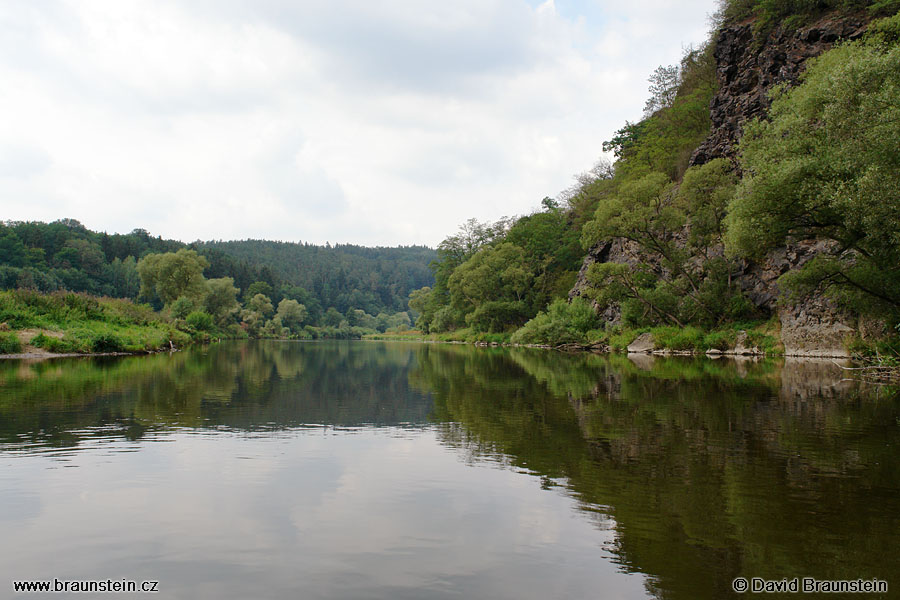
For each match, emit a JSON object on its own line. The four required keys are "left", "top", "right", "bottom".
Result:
{"left": 0, "top": 219, "right": 434, "bottom": 346}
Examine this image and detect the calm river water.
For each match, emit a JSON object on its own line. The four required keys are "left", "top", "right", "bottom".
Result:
{"left": 1, "top": 341, "right": 898, "bottom": 599}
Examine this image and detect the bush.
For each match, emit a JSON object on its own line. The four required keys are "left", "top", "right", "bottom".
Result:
{"left": 511, "top": 298, "right": 601, "bottom": 345}
{"left": 466, "top": 301, "right": 529, "bottom": 333}
{"left": 0, "top": 331, "right": 22, "bottom": 354}
{"left": 90, "top": 333, "right": 125, "bottom": 353}
{"left": 185, "top": 311, "right": 215, "bottom": 332}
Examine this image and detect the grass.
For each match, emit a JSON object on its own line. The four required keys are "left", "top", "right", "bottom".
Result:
{"left": 0, "top": 330, "right": 23, "bottom": 354}
{"left": 585, "top": 318, "right": 783, "bottom": 355}
{"left": 0, "top": 289, "right": 193, "bottom": 354}
{"left": 364, "top": 328, "right": 513, "bottom": 344}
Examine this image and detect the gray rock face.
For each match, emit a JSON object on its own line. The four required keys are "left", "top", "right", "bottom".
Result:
{"left": 690, "top": 13, "right": 869, "bottom": 167}
{"left": 779, "top": 299, "right": 854, "bottom": 358}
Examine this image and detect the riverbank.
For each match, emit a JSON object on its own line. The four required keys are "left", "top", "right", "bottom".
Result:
{"left": 366, "top": 321, "right": 900, "bottom": 378}
{"left": 366, "top": 320, "right": 784, "bottom": 354}
{"left": 0, "top": 289, "right": 378, "bottom": 360}
{"left": 0, "top": 289, "right": 199, "bottom": 357}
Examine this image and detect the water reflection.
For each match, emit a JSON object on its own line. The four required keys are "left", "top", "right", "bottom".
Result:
{"left": 1, "top": 341, "right": 898, "bottom": 599}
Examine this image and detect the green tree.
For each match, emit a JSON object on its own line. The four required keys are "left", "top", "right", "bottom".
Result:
{"left": 170, "top": 296, "right": 198, "bottom": 319}
{"left": 136, "top": 249, "right": 209, "bottom": 306}
{"left": 323, "top": 307, "right": 344, "bottom": 327}
{"left": 726, "top": 16, "right": 900, "bottom": 315}
{"left": 676, "top": 158, "right": 737, "bottom": 251}
{"left": 247, "top": 293, "right": 274, "bottom": 318}
{"left": 448, "top": 243, "right": 533, "bottom": 330}
{"left": 644, "top": 64, "right": 680, "bottom": 116}
{"left": 243, "top": 281, "right": 274, "bottom": 302}
{"left": 203, "top": 277, "right": 240, "bottom": 325}
{"left": 276, "top": 299, "right": 308, "bottom": 333}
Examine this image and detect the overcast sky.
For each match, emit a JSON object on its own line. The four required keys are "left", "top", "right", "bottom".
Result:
{"left": 0, "top": 0, "right": 717, "bottom": 247}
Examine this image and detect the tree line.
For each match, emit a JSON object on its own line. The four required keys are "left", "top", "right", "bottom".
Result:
{"left": 0, "top": 220, "right": 435, "bottom": 336}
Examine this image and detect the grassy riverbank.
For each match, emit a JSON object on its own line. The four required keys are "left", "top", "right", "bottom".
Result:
{"left": 366, "top": 319, "right": 784, "bottom": 355}
{"left": 0, "top": 289, "right": 197, "bottom": 355}
{"left": 0, "top": 289, "right": 390, "bottom": 357}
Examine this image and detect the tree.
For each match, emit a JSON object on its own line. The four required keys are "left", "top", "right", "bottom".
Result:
{"left": 323, "top": 307, "right": 343, "bottom": 327}
{"left": 726, "top": 15, "right": 900, "bottom": 315}
{"left": 448, "top": 243, "right": 533, "bottom": 330}
{"left": 676, "top": 158, "right": 737, "bottom": 250}
{"left": 136, "top": 249, "right": 209, "bottom": 305}
{"left": 643, "top": 64, "right": 680, "bottom": 116}
{"left": 276, "top": 299, "right": 308, "bottom": 333}
{"left": 170, "top": 296, "right": 198, "bottom": 319}
{"left": 247, "top": 293, "right": 274, "bottom": 318}
{"left": 243, "top": 281, "right": 274, "bottom": 302}
{"left": 203, "top": 277, "right": 240, "bottom": 325}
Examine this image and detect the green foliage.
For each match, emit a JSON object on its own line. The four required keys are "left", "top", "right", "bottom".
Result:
{"left": 90, "top": 332, "right": 126, "bottom": 353}
{"left": 466, "top": 301, "right": 529, "bottom": 333}
{"left": 323, "top": 307, "right": 343, "bottom": 327}
{"left": 606, "top": 45, "right": 717, "bottom": 181}
{"left": 185, "top": 311, "right": 215, "bottom": 332}
{"left": 703, "top": 329, "right": 737, "bottom": 350}
{"left": 243, "top": 281, "right": 274, "bottom": 302}
{"left": 203, "top": 277, "right": 240, "bottom": 324}
{"left": 137, "top": 249, "right": 209, "bottom": 306}
{"left": 247, "top": 293, "right": 274, "bottom": 318}
{"left": 727, "top": 18, "right": 900, "bottom": 317}
{"left": 0, "top": 220, "right": 436, "bottom": 327}
{"left": 650, "top": 326, "right": 706, "bottom": 351}
{"left": 644, "top": 65, "right": 680, "bottom": 116}
{"left": 510, "top": 298, "right": 601, "bottom": 345}
{"left": 448, "top": 243, "right": 532, "bottom": 323}
{"left": 712, "top": 0, "right": 881, "bottom": 33}
{"left": 275, "top": 299, "right": 308, "bottom": 333}
{"left": 30, "top": 332, "right": 77, "bottom": 353}
{"left": 583, "top": 172, "right": 681, "bottom": 251}
{"left": 170, "top": 296, "right": 197, "bottom": 320}
{"left": 676, "top": 159, "right": 737, "bottom": 249}
{"left": 0, "top": 220, "right": 180, "bottom": 298}
{"left": 199, "top": 239, "right": 435, "bottom": 316}
{"left": 0, "top": 289, "right": 190, "bottom": 353}
{"left": 0, "top": 331, "right": 22, "bottom": 354}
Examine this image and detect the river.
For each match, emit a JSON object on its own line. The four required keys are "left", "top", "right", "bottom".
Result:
{"left": 1, "top": 341, "right": 897, "bottom": 599}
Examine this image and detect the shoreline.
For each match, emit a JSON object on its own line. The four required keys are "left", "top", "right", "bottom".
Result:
{"left": 0, "top": 337, "right": 850, "bottom": 361}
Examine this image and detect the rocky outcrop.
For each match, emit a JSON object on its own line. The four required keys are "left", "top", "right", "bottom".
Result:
{"left": 731, "top": 240, "right": 832, "bottom": 312}
{"left": 778, "top": 299, "right": 854, "bottom": 358}
{"left": 690, "top": 12, "right": 870, "bottom": 166}
{"left": 568, "top": 240, "right": 611, "bottom": 305}
{"left": 569, "top": 11, "right": 873, "bottom": 358}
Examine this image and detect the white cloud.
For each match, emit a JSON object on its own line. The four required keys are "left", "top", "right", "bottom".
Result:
{"left": 0, "top": 0, "right": 718, "bottom": 246}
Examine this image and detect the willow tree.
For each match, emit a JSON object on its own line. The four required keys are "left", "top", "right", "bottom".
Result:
{"left": 726, "top": 14, "right": 900, "bottom": 316}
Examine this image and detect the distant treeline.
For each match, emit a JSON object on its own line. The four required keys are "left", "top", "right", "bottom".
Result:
{"left": 0, "top": 219, "right": 435, "bottom": 318}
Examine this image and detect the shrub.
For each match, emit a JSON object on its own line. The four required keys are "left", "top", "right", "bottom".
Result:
{"left": 511, "top": 298, "right": 601, "bottom": 345}
{"left": 185, "top": 311, "right": 215, "bottom": 332}
{"left": 90, "top": 333, "right": 125, "bottom": 353}
{"left": 0, "top": 331, "right": 22, "bottom": 354}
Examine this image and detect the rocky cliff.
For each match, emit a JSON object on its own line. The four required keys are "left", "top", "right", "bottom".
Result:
{"left": 690, "top": 12, "right": 870, "bottom": 166}
{"left": 571, "top": 11, "right": 875, "bottom": 358}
